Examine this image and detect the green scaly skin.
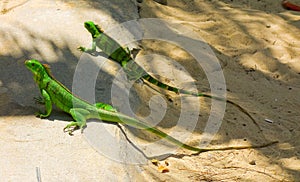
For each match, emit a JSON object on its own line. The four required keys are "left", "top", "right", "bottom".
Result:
{"left": 78, "top": 21, "right": 261, "bottom": 130}
{"left": 78, "top": 21, "right": 131, "bottom": 67}
{"left": 25, "top": 59, "right": 277, "bottom": 153}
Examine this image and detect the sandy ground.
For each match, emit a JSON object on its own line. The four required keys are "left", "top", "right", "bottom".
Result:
{"left": 0, "top": 0, "right": 300, "bottom": 181}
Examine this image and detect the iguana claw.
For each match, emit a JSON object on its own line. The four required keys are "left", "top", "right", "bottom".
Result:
{"left": 77, "top": 46, "right": 85, "bottom": 52}
{"left": 63, "top": 125, "right": 76, "bottom": 136}
{"left": 34, "top": 96, "right": 45, "bottom": 105}
{"left": 63, "top": 121, "right": 85, "bottom": 135}
{"left": 34, "top": 111, "right": 47, "bottom": 118}
{"left": 77, "top": 46, "right": 95, "bottom": 53}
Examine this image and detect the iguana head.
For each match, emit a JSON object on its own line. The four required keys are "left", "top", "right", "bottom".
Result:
{"left": 25, "top": 59, "right": 46, "bottom": 74}
{"left": 25, "top": 59, "right": 51, "bottom": 83}
{"left": 84, "top": 21, "right": 103, "bottom": 38}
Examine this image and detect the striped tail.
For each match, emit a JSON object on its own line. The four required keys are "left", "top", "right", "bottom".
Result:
{"left": 142, "top": 74, "right": 215, "bottom": 98}
{"left": 141, "top": 74, "right": 260, "bottom": 130}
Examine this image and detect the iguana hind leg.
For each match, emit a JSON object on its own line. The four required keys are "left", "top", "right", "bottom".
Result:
{"left": 63, "top": 108, "right": 90, "bottom": 135}
{"left": 94, "top": 102, "right": 117, "bottom": 112}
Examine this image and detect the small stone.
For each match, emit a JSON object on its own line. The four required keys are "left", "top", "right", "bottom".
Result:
{"left": 249, "top": 160, "right": 256, "bottom": 165}
{"left": 153, "top": 0, "right": 167, "bottom": 5}
{"left": 158, "top": 165, "right": 169, "bottom": 173}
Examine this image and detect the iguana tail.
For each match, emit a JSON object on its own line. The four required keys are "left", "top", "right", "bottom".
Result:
{"left": 96, "top": 108, "right": 277, "bottom": 153}
{"left": 142, "top": 73, "right": 260, "bottom": 130}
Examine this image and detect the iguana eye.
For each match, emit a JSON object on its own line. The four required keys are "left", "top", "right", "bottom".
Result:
{"left": 31, "top": 63, "right": 35, "bottom": 67}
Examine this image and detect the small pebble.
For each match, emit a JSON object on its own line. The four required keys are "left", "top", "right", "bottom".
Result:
{"left": 264, "top": 118, "right": 274, "bottom": 123}
{"left": 249, "top": 160, "right": 256, "bottom": 165}
{"left": 153, "top": 0, "right": 167, "bottom": 5}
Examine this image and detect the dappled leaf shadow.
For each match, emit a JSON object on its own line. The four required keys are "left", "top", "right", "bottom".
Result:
{"left": 136, "top": 0, "right": 300, "bottom": 180}
{"left": 0, "top": 0, "right": 299, "bottom": 180}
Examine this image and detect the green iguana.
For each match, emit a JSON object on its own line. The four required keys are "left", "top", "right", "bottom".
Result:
{"left": 78, "top": 21, "right": 261, "bottom": 130}
{"left": 25, "top": 59, "right": 277, "bottom": 153}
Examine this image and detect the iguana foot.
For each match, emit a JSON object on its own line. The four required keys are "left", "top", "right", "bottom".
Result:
{"left": 63, "top": 121, "right": 86, "bottom": 135}
{"left": 63, "top": 122, "right": 80, "bottom": 135}
{"left": 34, "top": 111, "right": 49, "bottom": 118}
{"left": 77, "top": 46, "right": 86, "bottom": 52}
{"left": 77, "top": 46, "right": 96, "bottom": 53}
{"left": 135, "top": 78, "right": 144, "bottom": 85}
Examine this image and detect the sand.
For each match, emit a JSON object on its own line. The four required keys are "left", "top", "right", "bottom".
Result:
{"left": 0, "top": 0, "right": 299, "bottom": 181}
{"left": 136, "top": 0, "right": 300, "bottom": 181}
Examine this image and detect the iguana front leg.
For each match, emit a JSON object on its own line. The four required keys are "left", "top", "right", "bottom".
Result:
{"left": 63, "top": 108, "right": 90, "bottom": 135}
{"left": 78, "top": 39, "right": 97, "bottom": 53}
{"left": 35, "top": 89, "right": 52, "bottom": 118}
